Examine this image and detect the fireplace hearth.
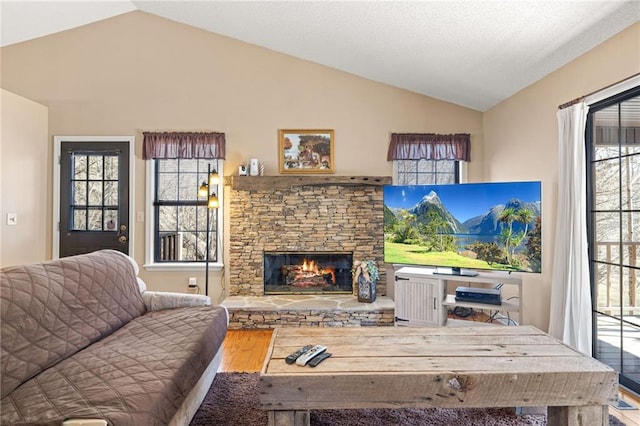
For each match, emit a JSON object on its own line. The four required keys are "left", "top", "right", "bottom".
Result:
{"left": 264, "top": 252, "right": 353, "bottom": 294}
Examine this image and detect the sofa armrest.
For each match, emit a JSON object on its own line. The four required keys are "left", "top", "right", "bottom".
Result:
{"left": 142, "top": 291, "right": 211, "bottom": 311}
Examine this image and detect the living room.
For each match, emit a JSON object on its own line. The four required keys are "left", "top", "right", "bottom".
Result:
{"left": 1, "top": 2, "right": 639, "bottom": 425}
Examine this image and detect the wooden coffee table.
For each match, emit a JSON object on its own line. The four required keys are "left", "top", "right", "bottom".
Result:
{"left": 260, "top": 326, "right": 617, "bottom": 426}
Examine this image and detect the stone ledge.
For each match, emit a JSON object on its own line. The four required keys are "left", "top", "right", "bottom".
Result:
{"left": 226, "top": 175, "right": 392, "bottom": 191}
{"left": 221, "top": 294, "right": 393, "bottom": 311}
{"left": 221, "top": 295, "right": 394, "bottom": 329}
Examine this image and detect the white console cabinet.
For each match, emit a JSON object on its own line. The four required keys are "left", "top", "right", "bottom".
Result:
{"left": 393, "top": 266, "right": 523, "bottom": 326}
{"left": 394, "top": 267, "right": 446, "bottom": 326}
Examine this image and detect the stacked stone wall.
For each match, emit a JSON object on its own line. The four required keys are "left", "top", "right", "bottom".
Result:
{"left": 228, "top": 180, "right": 387, "bottom": 296}
{"left": 226, "top": 309, "right": 395, "bottom": 329}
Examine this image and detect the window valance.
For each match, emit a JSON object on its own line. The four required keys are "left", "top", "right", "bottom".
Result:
{"left": 387, "top": 133, "right": 471, "bottom": 161}
{"left": 142, "top": 132, "right": 226, "bottom": 160}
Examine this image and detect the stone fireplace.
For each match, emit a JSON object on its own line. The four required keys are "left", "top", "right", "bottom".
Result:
{"left": 227, "top": 176, "right": 390, "bottom": 297}
{"left": 263, "top": 251, "right": 353, "bottom": 294}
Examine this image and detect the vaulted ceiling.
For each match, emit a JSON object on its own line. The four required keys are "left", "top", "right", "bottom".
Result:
{"left": 1, "top": 1, "right": 639, "bottom": 111}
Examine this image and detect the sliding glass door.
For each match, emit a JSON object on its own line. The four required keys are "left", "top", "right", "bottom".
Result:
{"left": 587, "top": 87, "right": 640, "bottom": 392}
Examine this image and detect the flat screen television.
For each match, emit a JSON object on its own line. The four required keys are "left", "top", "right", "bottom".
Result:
{"left": 383, "top": 181, "right": 542, "bottom": 275}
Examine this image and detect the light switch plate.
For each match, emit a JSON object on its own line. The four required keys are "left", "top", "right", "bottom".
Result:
{"left": 7, "top": 213, "right": 17, "bottom": 225}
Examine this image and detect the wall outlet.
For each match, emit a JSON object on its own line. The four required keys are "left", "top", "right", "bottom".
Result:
{"left": 188, "top": 277, "right": 197, "bottom": 288}
{"left": 7, "top": 213, "right": 17, "bottom": 226}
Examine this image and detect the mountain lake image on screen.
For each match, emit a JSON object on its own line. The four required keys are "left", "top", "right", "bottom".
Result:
{"left": 383, "top": 181, "right": 542, "bottom": 273}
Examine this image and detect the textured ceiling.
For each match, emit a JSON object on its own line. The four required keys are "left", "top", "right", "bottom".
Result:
{"left": 1, "top": 1, "right": 639, "bottom": 111}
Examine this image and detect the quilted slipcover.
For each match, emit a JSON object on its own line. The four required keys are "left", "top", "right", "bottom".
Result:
{"left": 1, "top": 250, "right": 146, "bottom": 399}
{"left": 1, "top": 251, "right": 228, "bottom": 425}
{"left": 1, "top": 304, "right": 227, "bottom": 425}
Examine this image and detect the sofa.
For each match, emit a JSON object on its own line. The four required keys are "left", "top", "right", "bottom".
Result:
{"left": 0, "top": 250, "right": 228, "bottom": 426}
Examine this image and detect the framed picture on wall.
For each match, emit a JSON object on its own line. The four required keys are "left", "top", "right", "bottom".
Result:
{"left": 278, "top": 129, "right": 334, "bottom": 174}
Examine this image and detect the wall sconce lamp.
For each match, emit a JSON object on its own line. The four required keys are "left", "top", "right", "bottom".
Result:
{"left": 198, "top": 163, "right": 219, "bottom": 296}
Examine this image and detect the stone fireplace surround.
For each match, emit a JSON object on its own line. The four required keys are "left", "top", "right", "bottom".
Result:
{"left": 222, "top": 175, "right": 394, "bottom": 328}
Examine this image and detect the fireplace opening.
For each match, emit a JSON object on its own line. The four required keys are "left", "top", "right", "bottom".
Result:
{"left": 264, "top": 252, "right": 353, "bottom": 294}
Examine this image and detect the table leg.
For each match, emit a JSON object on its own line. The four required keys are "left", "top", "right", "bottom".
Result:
{"left": 267, "top": 410, "right": 310, "bottom": 426}
{"left": 547, "top": 405, "right": 609, "bottom": 426}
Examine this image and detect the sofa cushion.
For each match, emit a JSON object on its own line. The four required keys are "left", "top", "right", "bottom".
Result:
{"left": 0, "top": 305, "right": 227, "bottom": 426}
{"left": 0, "top": 250, "right": 146, "bottom": 398}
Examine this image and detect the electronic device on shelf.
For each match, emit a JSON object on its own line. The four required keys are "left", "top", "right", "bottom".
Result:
{"left": 455, "top": 286, "right": 502, "bottom": 305}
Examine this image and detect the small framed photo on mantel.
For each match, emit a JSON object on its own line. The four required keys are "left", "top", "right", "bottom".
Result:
{"left": 278, "top": 129, "right": 334, "bottom": 174}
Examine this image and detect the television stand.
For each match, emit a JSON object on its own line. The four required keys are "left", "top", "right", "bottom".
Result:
{"left": 393, "top": 267, "right": 523, "bottom": 326}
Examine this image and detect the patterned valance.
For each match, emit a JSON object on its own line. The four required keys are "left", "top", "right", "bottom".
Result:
{"left": 387, "top": 133, "right": 470, "bottom": 161}
{"left": 142, "top": 132, "right": 226, "bottom": 160}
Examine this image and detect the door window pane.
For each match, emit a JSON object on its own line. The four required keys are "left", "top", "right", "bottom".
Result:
{"left": 87, "top": 209, "right": 102, "bottom": 230}
{"left": 104, "top": 210, "right": 118, "bottom": 231}
{"left": 73, "top": 209, "right": 87, "bottom": 230}
{"left": 73, "top": 181, "right": 87, "bottom": 205}
{"left": 87, "top": 182, "right": 102, "bottom": 206}
{"left": 104, "top": 156, "right": 118, "bottom": 180}
{"left": 88, "top": 155, "right": 103, "bottom": 180}
{"left": 73, "top": 155, "right": 87, "bottom": 179}
{"left": 104, "top": 182, "right": 118, "bottom": 206}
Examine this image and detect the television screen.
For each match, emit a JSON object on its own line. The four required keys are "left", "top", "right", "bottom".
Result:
{"left": 383, "top": 181, "right": 542, "bottom": 274}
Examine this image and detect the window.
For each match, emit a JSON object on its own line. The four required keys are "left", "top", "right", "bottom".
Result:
{"left": 387, "top": 133, "right": 469, "bottom": 184}
{"left": 70, "top": 152, "right": 120, "bottom": 231}
{"left": 587, "top": 86, "right": 640, "bottom": 392}
{"left": 395, "top": 159, "right": 460, "bottom": 184}
{"left": 142, "top": 131, "right": 225, "bottom": 270}
{"left": 146, "top": 158, "right": 223, "bottom": 268}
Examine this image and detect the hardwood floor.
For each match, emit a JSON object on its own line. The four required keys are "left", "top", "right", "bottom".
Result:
{"left": 218, "top": 329, "right": 639, "bottom": 425}
{"left": 219, "top": 329, "right": 272, "bottom": 373}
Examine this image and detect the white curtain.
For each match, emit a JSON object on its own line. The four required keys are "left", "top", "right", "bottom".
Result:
{"left": 549, "top": 102, "right": 592, "bottom": 355}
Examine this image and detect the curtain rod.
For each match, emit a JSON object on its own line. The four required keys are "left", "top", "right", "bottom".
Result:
{"left": 558, "top": 72, "right": 640, "bottom": 110}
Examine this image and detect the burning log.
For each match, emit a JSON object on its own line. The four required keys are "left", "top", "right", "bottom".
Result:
{"left": 283, "top": 264, "right": 335, "bottom": 287}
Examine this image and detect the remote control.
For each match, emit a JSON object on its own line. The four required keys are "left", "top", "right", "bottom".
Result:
{"left": 285, "top": 345, "right": 313, "bottom": 364}
{"left": 308, "top": 352, "right": 332, "bottom": 367}
{"left": 296, "top": 345, "right": 327, "bottom": 366}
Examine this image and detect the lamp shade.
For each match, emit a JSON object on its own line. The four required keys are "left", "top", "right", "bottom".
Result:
{"left": 198, "top": 182, "right": 209, "bottom": 198}
{"left": 209, "top": 170, "right": 221, "bottom": 186}
{"left": 208, "top": 194, "right": 219, "bottom": 209}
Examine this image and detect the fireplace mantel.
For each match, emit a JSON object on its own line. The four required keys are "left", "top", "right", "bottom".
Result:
{"left": 225, "top": 175, "right": 391, "bottom": 191}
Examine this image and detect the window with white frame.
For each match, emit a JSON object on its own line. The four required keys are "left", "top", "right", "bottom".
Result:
{"left": 388, "top": 133, "right": 470, "bottom": 184}
{"left": 142, "top": 131, "right": 225, "bottom": 268}
{"left": 153, "top": 158, "right": 222, "bottom": 263}
{"left": 395, "top": 159, "right": 460, "bottom": 184}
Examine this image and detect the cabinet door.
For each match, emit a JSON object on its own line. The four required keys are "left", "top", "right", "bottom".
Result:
{"left": 395, "top": 277, "right": 444, "bottom": 326}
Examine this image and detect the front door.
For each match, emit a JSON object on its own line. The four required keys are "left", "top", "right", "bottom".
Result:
{"left": 57, "top": 138, "right": 132, "bottom": 257}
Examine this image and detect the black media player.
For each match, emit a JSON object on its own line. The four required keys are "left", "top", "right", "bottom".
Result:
{"left": 455, "top": 286, "right": 502, "bottom": 305}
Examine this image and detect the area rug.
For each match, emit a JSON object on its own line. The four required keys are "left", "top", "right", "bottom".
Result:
{"left": 189, "top": 372, "right": 625, "bottom": 426}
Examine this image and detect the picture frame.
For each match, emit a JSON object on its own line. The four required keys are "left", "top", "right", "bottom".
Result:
{"left": 278, "top": 129, "right": 335, "bottom": 174}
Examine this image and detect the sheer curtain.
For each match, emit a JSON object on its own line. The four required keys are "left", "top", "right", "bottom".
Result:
{"left": 549, "top": 102, "right": 592, "bottom": 355}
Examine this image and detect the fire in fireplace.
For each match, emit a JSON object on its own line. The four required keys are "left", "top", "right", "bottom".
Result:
{"left": 264, "top": 252, "right": 353, "bottom": 294}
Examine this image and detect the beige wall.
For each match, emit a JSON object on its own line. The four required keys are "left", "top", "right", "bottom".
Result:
{"left": 483, "top": 22, "right": 640, "bottom": 330}
{"left": 3, "top": 10, "right": 636, "bottom": 329}
{"left": 0, "top": 89, "right": 49, "bottom": 266}
{"left": 0, "top": 12, "right": 483, "bottom": 303}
